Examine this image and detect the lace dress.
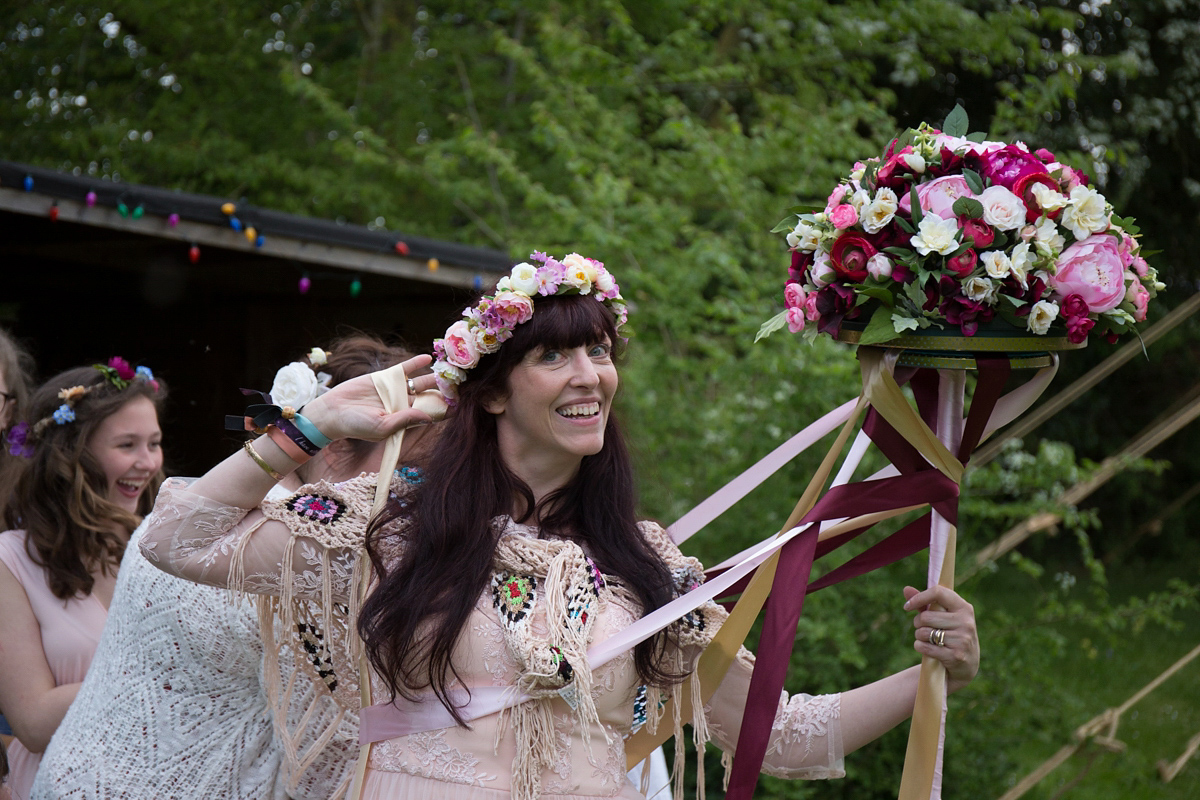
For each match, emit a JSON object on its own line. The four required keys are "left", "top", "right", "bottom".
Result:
{"left": 0, "top": 531, "right": 108, "bottom": 800}
{"left": 30, "top": 516, "right": 357, "bottom": 800}
{"left": 138, "top": 475, "right": 844, "bottom": 800}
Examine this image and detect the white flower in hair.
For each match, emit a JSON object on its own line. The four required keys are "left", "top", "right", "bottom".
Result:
{"left": 307, "top": 347, "right": 329, "bottom": 367}
{"left": 271, "top": 362, "right": 321, "bottom": 409}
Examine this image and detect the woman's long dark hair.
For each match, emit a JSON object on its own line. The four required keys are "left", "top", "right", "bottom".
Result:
{"left": 359, "top": 295, "right": 681, "bottom": 721}
{"left": 6, "top": 365, "right": 167, "bottom": 599}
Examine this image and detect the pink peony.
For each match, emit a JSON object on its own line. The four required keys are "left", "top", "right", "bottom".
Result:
{"left": 1051, "top": 234, "right": 1127, "bottom": 313}
{"left": 971, "top": 144, "right": 1049, "bottom": 192}
{"left": 441, "top": 320, "right": 481, "bottom": 369}
{"left": 829, "top": 203, "right": 859, "bottom": 229}
{"left": 899, "top": 175, "right": 974, "bottom": 221}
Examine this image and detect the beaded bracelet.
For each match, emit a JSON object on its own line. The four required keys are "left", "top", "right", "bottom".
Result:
{"left": 243, "top": 439, "right": 285, "bottom": 481}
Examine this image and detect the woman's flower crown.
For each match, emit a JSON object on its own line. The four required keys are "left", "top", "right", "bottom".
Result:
{"left": 759, "top": 107, "right": 1162, "bottom": 347}
{"left": 5, "top": 357, "right": 158, "bottom": 458}
{"left": 431, "top": 252, "right": 627, "bottom": 402}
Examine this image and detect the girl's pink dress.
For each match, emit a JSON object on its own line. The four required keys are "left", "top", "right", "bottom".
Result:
{"left": 0, "top": 531, "right": 107, "bottom": 800}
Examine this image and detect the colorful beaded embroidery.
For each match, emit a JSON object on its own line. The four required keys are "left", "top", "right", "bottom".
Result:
{"left": 492, "top": 573, "right": 538, "bottom": 627}
{"left": 285, "top": 493, "right": 347, "bottom": 525}
{"left": 394, "top": 465, "right": 424, "bottom": 484}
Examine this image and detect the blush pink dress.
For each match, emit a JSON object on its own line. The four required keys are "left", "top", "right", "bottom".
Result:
{"left": 0, "top": 531, "right": 108, "bottom": 800}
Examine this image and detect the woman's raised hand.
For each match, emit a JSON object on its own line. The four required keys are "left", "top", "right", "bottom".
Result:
{"left": 300, "top": 355, "right": 438, "bottom": 442}
{"left": 903, "top": 584, "right": 980, "bottom": 693}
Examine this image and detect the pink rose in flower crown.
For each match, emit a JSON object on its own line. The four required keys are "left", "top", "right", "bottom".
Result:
{"left": 441, "top": 320, "right": 481, "bottom": 369}
{"left": 786, "top": 307, "right": 806, "bottom": 333}
{"left": 490, "top": 290, "right": 535, "bottom": 328}
{"left": 1125, "top": 277, "right": 1150, "bottom": 322}
{"left": 829, "top": 232, "right": 877, "bottom": 282}
{"left": 1051, "top": 234, "right": 1127, "bottom": 313}
{"left": 803, "top": 292, "right": 821, "bottom": 322}
{"left": 1131, "top": 256, "right": 1150, "bottom": 278}
{"left": 898, "top": 175, "right": 973, "bottom": 220}
{"left": 829, "top": 204, "right": 859, "bottom": 230}
{"left": 824, "top": 184, "right": 849, "bottom": 214}
{"left": 969, "top": 143, "right": 1049, "bottom": 192}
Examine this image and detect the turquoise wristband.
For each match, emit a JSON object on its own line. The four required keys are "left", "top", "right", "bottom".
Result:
{"left": 292, "top": 412, "right": 333, "bottom": 449}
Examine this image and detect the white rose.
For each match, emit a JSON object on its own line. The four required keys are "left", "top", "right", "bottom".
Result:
{"left": 787, "top": 219, "right": 820, "bottom": 251}
{"left": 861, "top": 188, "right": 898, "bottom": 234}
{"left": 306, "top": 347, "right": 328, "bottom": 367}
{"left": 508, "top": 262, "right": 539, "bottom": 295}
{"left": 561, "top": 252, "right": 598, "bottom": 282}
{"left": 1033, "top": 217, "right": 1065, "bottom": 253}
{"left": 495, "top": 276, "right": 512, "bottom": 292}
{"left": 1060, "top": 185, "right": 1109, "bottom": 241}
{"left": 1009, "top": 242, "right": 1032, "bottom": 287}
{"left": 980, "top": 250, "right": 1011, "bottom": 280}
{"left": 270, "top": 362, "right": 321, "bottom": 409}
{"left": 1026, "top": 300, "right": 1060, "bottom": 335}
{"left": 910, "top": 215, "right": 960, "bottom": 256}
{"left": 850, "top": 188, "right": 872, "bottom": 211}
{"left": 901, "top": 153, "right": 926, "bottom": 173}
{"left": 866, "top": 253, "right": 893, "bottom": 280}
{"left": 1030, "top": 183, "right": 1068, "bottom": 214}
{"left": 979, "top": 185, "right": 1027, "bottom": 231}
{"left": 594, "top": 269, "right": 616, "bottom": 296}
{"left": 962, "top": 276, "right": 1000, "bottom": 305}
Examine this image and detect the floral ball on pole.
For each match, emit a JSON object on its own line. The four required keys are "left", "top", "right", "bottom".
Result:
{"left": 758, "top": 106, "right": 1163, "bottom": 348}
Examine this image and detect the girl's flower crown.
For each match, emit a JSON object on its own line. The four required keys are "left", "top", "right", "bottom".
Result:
{"left": 431, "top": 252, "right": 628, "bottom": 402}
{"left": 5, "top": 357, "right": 158, "bottom": 458}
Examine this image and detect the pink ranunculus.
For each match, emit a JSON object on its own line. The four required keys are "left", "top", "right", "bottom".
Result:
{"left": 803, "top": 292, "right": 821, "bottom": 322}
{"left": 1051, "top": 234, "right": 1127, "bottom": 313}
{"left": 1126, "top": 277, "right": 1150, "bottom": 322}
{"left": 1061, "top": 293, "right": 1090, "bottom": 321}
{"left": 786, "top": 307, "right": 806, "bottom": 333}
{"left": 946, "top": 248, "right": 978, "bottom": 277}
{"left": 829, "top": 203, "right": 859, "bottom": 230}
{"left": 959, "top": 217, "right": 995, "bottom": 249}
{"left": 490, "top": 290, "right": 535, "bottom": 327}
{"left": 972, "top": 143, "right": 1049, "bottom": 192}
{"left": 784, "top": 281, "right": 807, "bottom": 309}
{"left": 442, "top": 320, "right": 481, "bottom": 369}
{"left": 898, "top": 175, "right": 974, "bottom": 221}
{"left": 1065, "top": 315, "right": 1095, "bottom": 344}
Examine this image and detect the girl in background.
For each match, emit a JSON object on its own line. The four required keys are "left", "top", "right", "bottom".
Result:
{"left": 0, "top": 359, "right": 165, "bottom": 800}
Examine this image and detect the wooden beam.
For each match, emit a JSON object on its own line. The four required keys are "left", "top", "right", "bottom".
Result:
{"left": 973, "top": 292, "right": 1200, "bottom": 467}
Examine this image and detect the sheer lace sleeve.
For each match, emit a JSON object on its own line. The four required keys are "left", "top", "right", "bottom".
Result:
{"left": 138, "top": 476, "right": 374, "bottom": 604}
{"left": 704, "top": 647, "right": 844, "bottom": 780}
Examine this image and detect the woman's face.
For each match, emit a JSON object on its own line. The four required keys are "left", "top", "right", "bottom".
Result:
{"left": 0, "top": 364, "right": 12, "bottom": 429}
{"left": 487, "top": 339, "right": 618, "bottom": 471}
{"left": 86, "top": 395, "right": 163, "bottom": 514}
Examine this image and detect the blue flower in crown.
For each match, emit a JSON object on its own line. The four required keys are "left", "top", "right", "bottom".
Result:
{"left": 52, "top": 404, "right": 76, "bottom": 425}
{"left": 136, "top": 366, "right": 155, "bottom": 382}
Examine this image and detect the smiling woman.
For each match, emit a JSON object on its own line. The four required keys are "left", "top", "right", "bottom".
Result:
{"left": 0, "top": 360, "right": 165, "bottom": 800}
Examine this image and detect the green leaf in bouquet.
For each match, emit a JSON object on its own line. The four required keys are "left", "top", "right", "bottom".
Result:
{"left": 908, "top": 186, "right": 924, "bottom": 225}
{"left": 1000, "top": 293, "right": 1025, "bottom": 308}
{"left": 857, "top": 305, "right": 903, "bottom": 346}
{"left": 947, "top": 239, "right": 974, "bottom": 258}
{"left": 965, "top": 131, "right": 987, "bottom": 143}
{"left": 942, "top": 104, "right": 969, "bottom": 138}
{"left": 962, "top": 167, "right": 985, "bottom": 194}
{"left": 1110, "top": 214, "right": 1141, "bottom": 235}
{"left": 755, "top": 310, "right": 789, "bottom": 343}
{"left": 952, "top": 197, "right": 985, "bottom": 219}
{"left": 771, "top": 216, "right": 798, "bottom": 233}
{"left": 1139, "top": 249, "right": 1162, "bottom": 258}
{"left": 894, "top": 216, "right": 916, "bottom": 234}
{"left": 893, "top": 129, "right": 916, "bottom": 153}
{"left": 853, "top": 285, "right": 896, "bottom": 307}
{"left": 787, "top": 203, "right": 823, "bottom": 214}
{"left": 883, "top": 246, "right": 912, "bottom": 258}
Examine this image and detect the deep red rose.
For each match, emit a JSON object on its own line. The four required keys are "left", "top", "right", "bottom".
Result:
{"left": 946, "top": 248, "right": 978, "bottom": 277}
{"left": 1060, "top": 293, "right": 1090, "bottom": 321}
{"left": 928, "top": 146, "right": 965, "bottom": 177}
{"left": 789, "top": 249, "right": 813, "bottom": 283}
{"left": 1013, "top": 172, "right": 1061, "bottom": 223}
{"left": 970, "top": 144, "right": 1049, "bottom": 192}
{"left": 829, "top": 232, "right": 877, "bottom": 282}
{"left": 940, "top": 294, "right": 995, "bottom": 336}
{"left": 108, "top": 356, "right": 135, "bottom": 381}
{"left": 959, "top": 218, "right": 995, "bottom": 249}
{"left": 815, "top": 283, "right": 857, "bottom": 336}
{"left": 1065, "top": 315, "right": 1094, "bottom": 344}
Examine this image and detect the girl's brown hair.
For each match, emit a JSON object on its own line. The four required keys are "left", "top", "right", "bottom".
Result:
{"left": 0, "top": 327, "right": 35, "bottom": 521}
{"left": 5, "top": 365, "right": 167, "bottom": 599}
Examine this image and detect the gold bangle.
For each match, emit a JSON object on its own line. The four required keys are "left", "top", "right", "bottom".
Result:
{"left": 243, "top": 439, "right": 285, "bottom": 482}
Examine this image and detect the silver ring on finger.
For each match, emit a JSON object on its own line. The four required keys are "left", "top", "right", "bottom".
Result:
{"left": 930, "top": 628, "right": 947, "bottom": 647}
{"left": 407, "top": 378, "right": 417, "bottom": 395}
